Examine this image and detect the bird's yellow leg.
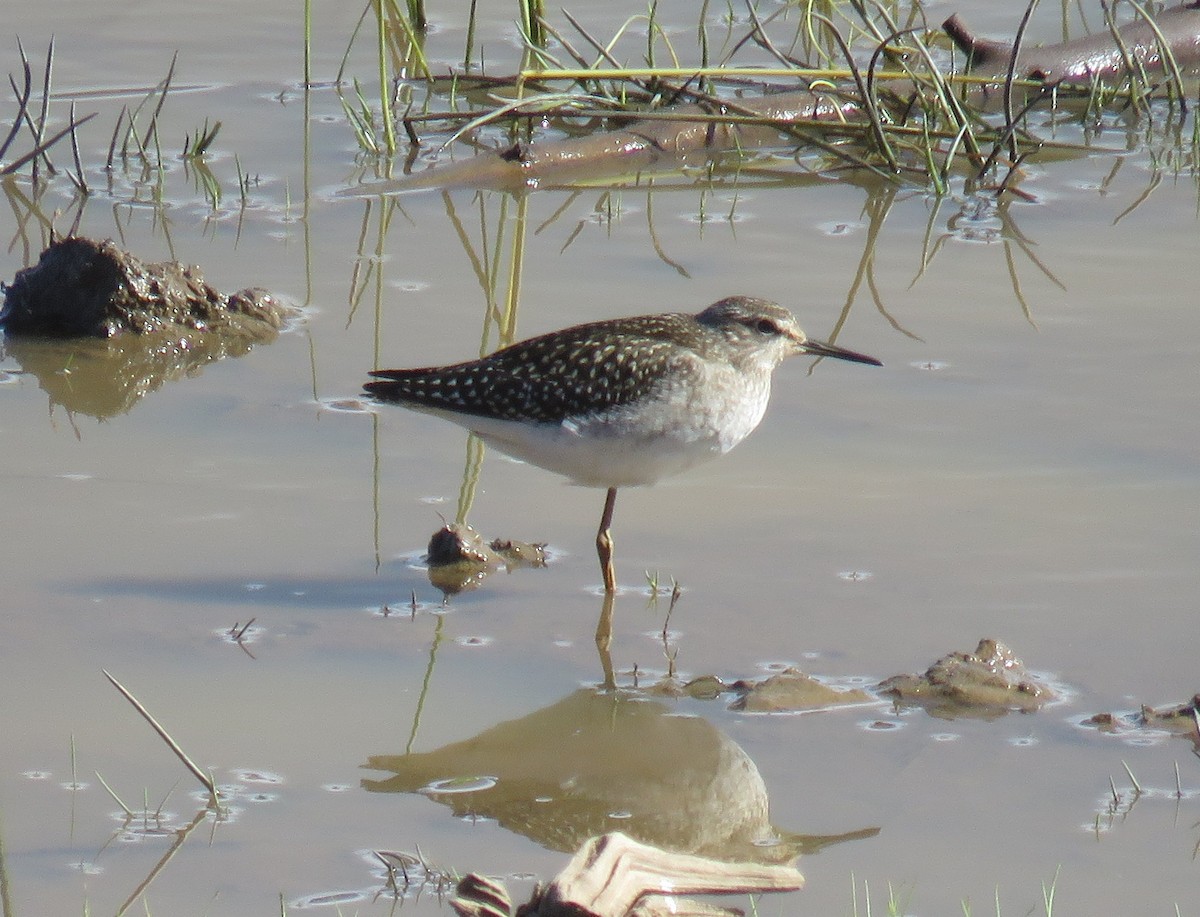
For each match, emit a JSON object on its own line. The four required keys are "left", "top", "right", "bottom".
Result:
{"left": 596, "top": 487, "right": 618, "bottom": 594}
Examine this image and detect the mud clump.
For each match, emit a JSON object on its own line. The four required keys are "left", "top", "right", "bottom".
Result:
{"left": 0, "top": 236, "right": 290, "bottom": 340}
{"left": 729, "top": 669, "right": 872, "bottom": 713}
{"left": 1082, "top": 693, "right": 1200, "bottom": 748}
{"left": 0, "top": 237, "right": 297, "bottom": 418}
{"left": 878, "top": 638, "right": 1053, "bottom": 719}
{"left": 425, "top": 522, "right": 547, "bottom": 596}
{"left": 642, "top": 669, "right": 873, "bottom": 714}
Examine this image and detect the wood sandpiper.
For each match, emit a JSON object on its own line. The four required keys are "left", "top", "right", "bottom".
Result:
{"left": 364, "top": 295, "right": 881, "bottom": 594}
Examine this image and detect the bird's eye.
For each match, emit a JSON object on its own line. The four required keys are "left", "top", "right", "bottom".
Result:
{"left": 755, "top": 318, "right": 777, "bottom": 335}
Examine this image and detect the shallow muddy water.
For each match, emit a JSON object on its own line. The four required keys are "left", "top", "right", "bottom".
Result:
{"left": 2, "top": 1, "right": 1199, "bottom": 915}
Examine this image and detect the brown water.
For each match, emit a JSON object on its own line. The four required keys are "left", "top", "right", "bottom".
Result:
{"left": 2, "top": 1, "right": 1199, "bottom": 914}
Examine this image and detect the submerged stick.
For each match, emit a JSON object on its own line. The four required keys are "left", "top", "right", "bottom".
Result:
{"left": 944, "top": 2, "right": 1200, "bottom": 81}
{"left": 343, "top": 88, "right": 863, "bottom": 194}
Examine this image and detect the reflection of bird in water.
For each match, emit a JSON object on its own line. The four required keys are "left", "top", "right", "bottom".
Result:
{"left": 365, "top": 296, "right": 881, "bottom": 594}
{"left": 363, "top": 688, "right": 878, "bottom": 863}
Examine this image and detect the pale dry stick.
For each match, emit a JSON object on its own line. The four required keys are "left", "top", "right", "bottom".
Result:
{"left": 457, "top": 832, "right": 805, "bottom": 916}
{"left": 1121, "top": 759, "right": 1142, "bottom": 795}
{"left": 518, "top": 64, "right": 920, "bottom": 84}
{"left": 94, "top": 771, "right": 134, "bottom": 817}
{"left": 102, "top": 669, "right": 219, "bottom": 802}
{"left": 728, "top": 0, "right": 796, "bottom": 67}
{"left": 535, "top": 15, "right": 593, "bottom": 71}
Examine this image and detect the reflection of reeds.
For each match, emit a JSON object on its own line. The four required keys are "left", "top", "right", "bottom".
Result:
{"left": 113, "top": 806, "right": 213, "bottom": 917}
{"left": 4, "top": 40, "right": 241, "bottom": 237}
{"left": 357, "top": 186, "right": 529, "bottom": 532}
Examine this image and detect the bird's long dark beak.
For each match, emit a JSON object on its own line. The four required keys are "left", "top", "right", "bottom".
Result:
{"left": 800, "top": 337, "right": 883, "bottom": 366}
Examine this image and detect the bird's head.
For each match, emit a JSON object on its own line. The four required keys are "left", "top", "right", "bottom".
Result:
{"left": 697, "top": 296, "right": 882, "bottom": 369}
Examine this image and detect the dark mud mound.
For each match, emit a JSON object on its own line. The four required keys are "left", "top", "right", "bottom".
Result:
{"left": 0, "top": 237, "right": 298, "bottom": 418}
{"left": 0, "top": 236, "right": 289, "bottom": 339}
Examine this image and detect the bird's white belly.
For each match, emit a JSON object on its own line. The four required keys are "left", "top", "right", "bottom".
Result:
{"left": 435, "top": 374, "right": 772, "bottom": 488}
{"left": 472, "top": 419, "right": 722, "bottom": 487}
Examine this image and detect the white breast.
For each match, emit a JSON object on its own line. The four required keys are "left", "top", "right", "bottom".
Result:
{"left": 441, "top": 360, "right": 775, "bottom": 488}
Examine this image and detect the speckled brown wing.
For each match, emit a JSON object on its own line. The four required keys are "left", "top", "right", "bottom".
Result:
{"left": 364, "top": 314, "right": 704, "bottom": 424}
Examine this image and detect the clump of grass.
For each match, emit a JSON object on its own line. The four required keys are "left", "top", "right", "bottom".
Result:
{"left": 852, "top": 868, "right": 1063, "bottom": 916}
{"left": 0, "top": 41, "right": 256, "bottom": 220}
{"left": 1, "top": 38, "right": 96, "bottom": 185}
{"left": 332, "top": 0, "right": 1198, "bottom": 194}
{"left": 374, "top": 846, "right": 457, "bottom": 899}
{"left": 333, "top": 0, "right": 432, "bottom": 154}
{"left": 850, "top": 874, "right": 909, "bottom": 917}
{"left": 518, "top": 0, "right": 548, "bottom": 52}
{"left": 182, "top": 118, "right": 221, "bottom": 159}
{"left": 112, "top": 52, "right": 177, "bottom": 167}
{"left": 338, "top": 78, "right": 385, "bottom": 155}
